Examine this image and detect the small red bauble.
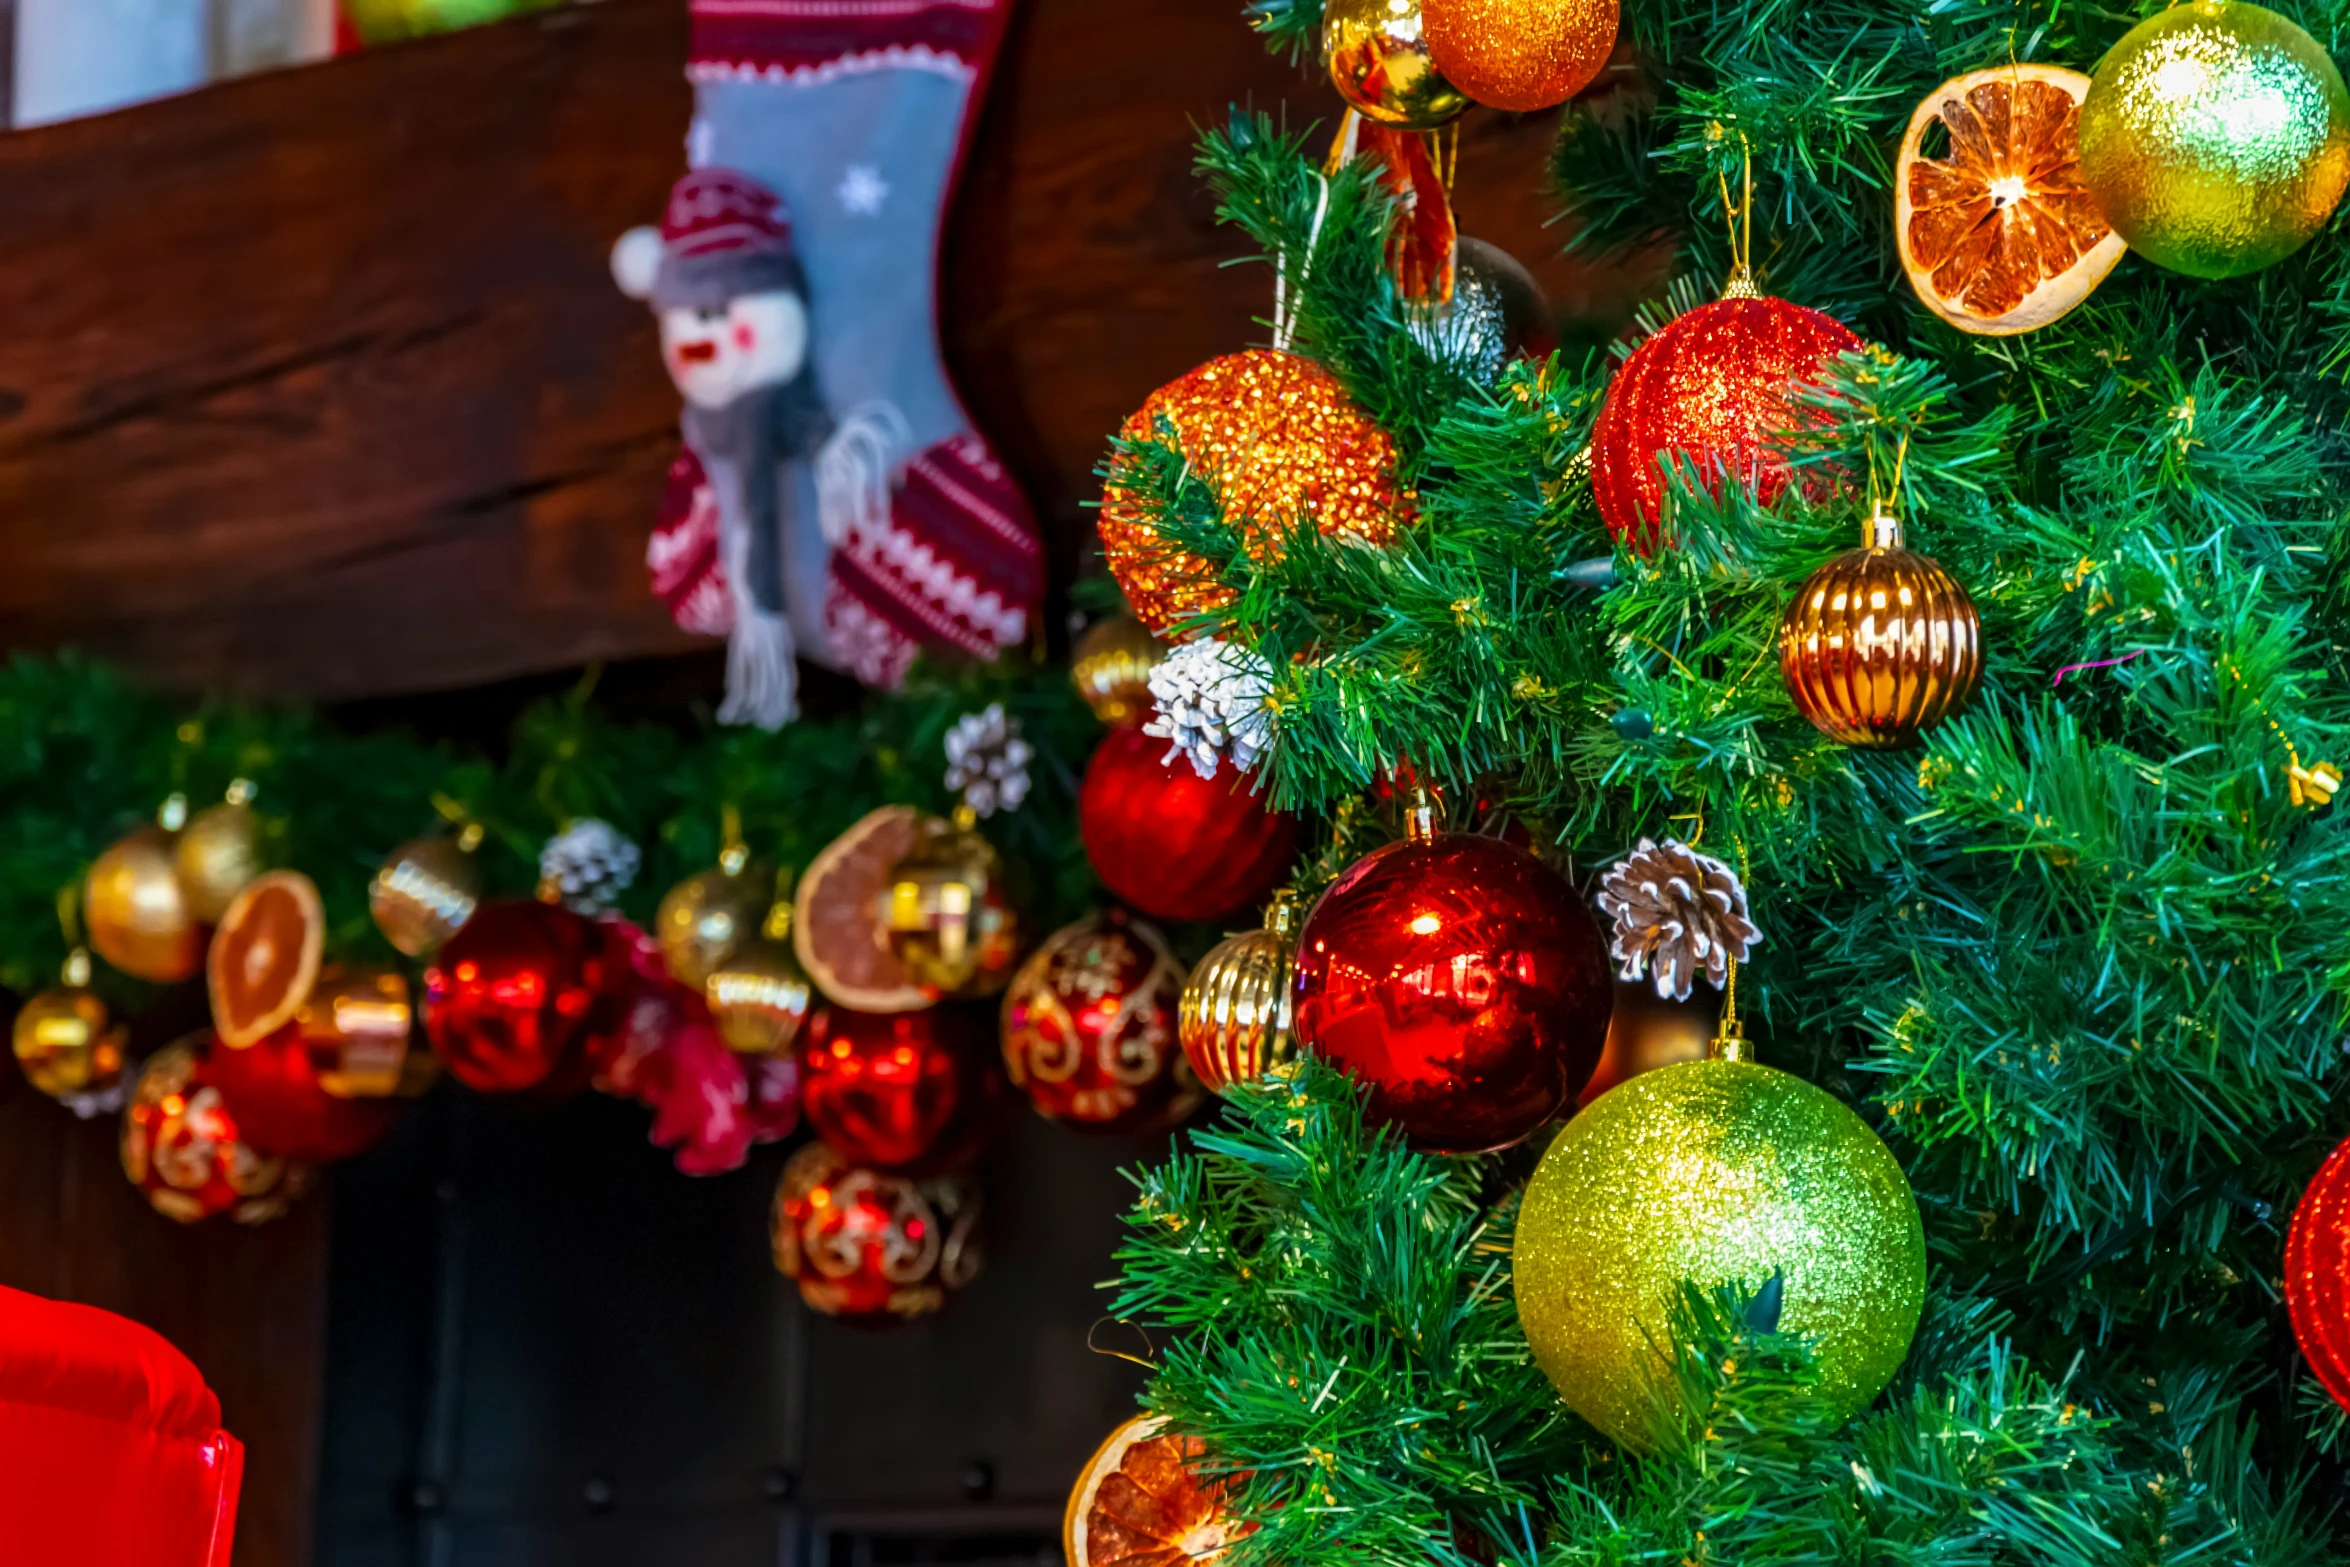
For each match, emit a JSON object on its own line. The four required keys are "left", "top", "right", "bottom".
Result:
{"left": 801, "top": 1003, "right": 1007, "bottom": 1175}
{"left": 771, "top": 1141, "right": 982, "bottom": 1325}
{"left": 2288, "top": 1131, "right": 2350, "bottom": 1413}
{"left": 1000, "top": 910, "right": 1201, "bottom": 1134}
{"left": 207, "top": 1026, "right": 399, "bottom": 1164}
{"left": 1079, "top": 727, "right": 1300, "bottom": 923}
{"left": 1291, "top": 810, "right": 1610, "bottom": 1154}
{"left": 121, "top": 1039, "right": 311, "bottom": 1225}
{"left": 1589, "top": 293, "right": 1862, "bottom": 550}
{"left": 424, "top": 900, "right": 612, "bottom": 1094}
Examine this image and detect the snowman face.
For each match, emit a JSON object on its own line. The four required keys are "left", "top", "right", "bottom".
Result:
{"left": 659, "top": 291, "right": 809, "bottom": 410}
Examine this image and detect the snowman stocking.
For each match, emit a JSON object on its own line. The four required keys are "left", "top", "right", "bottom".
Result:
{"left": 622, "top": 0, "right": 1044, "bottom": 724}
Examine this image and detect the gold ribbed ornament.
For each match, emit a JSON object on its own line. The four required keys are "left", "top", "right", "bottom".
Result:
{"left": 175, "top": 785, "right": 263, "bottom": 924}
{"left": 370, "top": 829, "right": 483, "bottom": 958}
{"left": 85, "top": 822, "right": 203, "bottom": 983}
{"left": 657, "top": 848, "right": 774, "bottom": 991}
{"left": 884, "top": 811, "right": 1026, "bottom": 1000}
{"left": 1322, "top": 0, "right": 1470, "bottom": 129}
{"left": 1779, "top": 512, "right": 1981, "bottom": 748}
{"left": 1178, "top": 892, "right": 1299, "bottom": 1097}
{"left": 706, "top": 903, "right": 816, "bottom": 1057}
{"left": 1071, "top": 616, "right": 1165, "bottom": 729}
{"left": 298, "top": 965, "right": 432, "bottom": 1099}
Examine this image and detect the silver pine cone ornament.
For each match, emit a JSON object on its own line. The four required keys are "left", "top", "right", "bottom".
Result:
{"left": 1596, "top": 837, "right": 1760, "bottom": 1001}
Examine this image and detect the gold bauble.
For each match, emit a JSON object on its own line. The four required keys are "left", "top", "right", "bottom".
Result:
{"left": 12, "top": 966, "right": 127, "bottom": 1104}
{"left": 1178, "top": 891, "right": 1299, "bottom": 1097}
{"left": 1779, "top": 534, "right": 1981, "bottom": 748}
{"left": 1322, "top": 0, "right": 1471, "bottom": 128}
{"left": 1099, "top": 350, "right": 1407, "bottom": 635}
{"left": 1423, "top": 0, "right": 1617, "bottom": 112}
{"left": 1577, "top": 978, "right": 1716, "bottom": 1107}
{"left": 885, "top": 818, "right": 1025, "bottom": 1000}
{"left": 1514, "top": 1058, "right": 1927, "bottom": 1449}
{"left": 174, "top": 800, "right": 263, "bottom": 925}
{"left": 297, "top": 965, "right": 432, "bottom": 1099}
{"left": 1071, "top": 616, "right": 1165, "bottom": 728}
{"left": 370, "top": 833, "right": 482, "bottom": 958}
{"left": 657, "top": 857, "right": 775, "bottom": 990}
{"left": 706, "top": 926, "right": 815, "bottom": 1057}
{"left": 2079, "top": 2, "right": 2350, "bottom": 279}
{"left": 85, "top": 825, "right": 203, "bottom": 983}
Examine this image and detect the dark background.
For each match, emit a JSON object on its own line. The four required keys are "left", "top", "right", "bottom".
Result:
{"left": 0, "top": 1, "right": 1649, "bottom": 1562}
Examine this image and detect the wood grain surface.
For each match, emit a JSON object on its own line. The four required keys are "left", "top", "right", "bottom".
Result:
{"left": 0, "top": 0, "right": 1648, "bottom": 700}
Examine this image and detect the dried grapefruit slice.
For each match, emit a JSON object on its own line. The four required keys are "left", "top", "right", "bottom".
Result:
{"left": 794, "top": 807, "right": 932, "bottom": 1014}
{"left": 209, "top": 870, "right": 325, "bottom": 1049}
{"left": 1895, "top": 65, "right": 2124, "bottom": 335}
{"left": 1065, "top": 1415, "right": 1248, "bottom": 1567}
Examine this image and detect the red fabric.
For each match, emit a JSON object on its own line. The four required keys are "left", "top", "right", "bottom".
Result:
{"left": 0, "top": 1286, "right": 242, "bottom": 1566}
{"left": 689, "top": 0, "right": 1008, "bottom": 80}
{"left": 661, "top": 167, "right": 795, "bottom": 257}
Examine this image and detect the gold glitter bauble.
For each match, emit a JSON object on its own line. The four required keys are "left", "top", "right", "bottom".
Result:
{"left": 174, "top": 801, "right": 263, "bottom": 924}
{"left": 1072, "top": 615, "right": 1166, "bottom": 728}
{"left": 12, "top": 983, "right": 127, "bottom": 1103}
{"left": 370, "top": 834, "right": 482, "bottom": 958}
{"left": 885, "top": 819, "right": 1026, "bottom": 1000}
{"left": 656, "top": 858, "right": 774, "bottom": 991}
{"left": 1099, "top": 350, "right": 1406, "bottom": 636}
{"left": 1514, "top": 1059, "right": 1925, "bottom": 1449}
{"left": 706, "top": 932, "right": 814, "bottom": 1057}
{"left": 1322, "top": 0, "right": 1470, "bottom": 129}
{"left": 1779, "top": 538, "right": 1981, "bottom": 748}
{"left": 1423, "top": 0, "right": 1616, "bottom": 113}
{"left": 2079, "top": 2, "right": 2350, "bottom": 279}
{"left": 85, "top": 825, "right": 203, "bottom": 984}
{"left": 1178, "top": 891, "right": 1299, "bottom": 1098}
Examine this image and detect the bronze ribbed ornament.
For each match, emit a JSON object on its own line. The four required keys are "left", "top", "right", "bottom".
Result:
{"left": 1178, "top": 892, "right": 1299, "bottom": 1097}
{"left": 1779, "top": 512, "right": 1981, "bottom": 748}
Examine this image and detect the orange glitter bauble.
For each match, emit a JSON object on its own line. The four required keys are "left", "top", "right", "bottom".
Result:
{"left": 1424, "top": 0, "right": 1617, "bottom": 112}
{"left": 1099, "top": 350, "right": 1405, "bottom": 635}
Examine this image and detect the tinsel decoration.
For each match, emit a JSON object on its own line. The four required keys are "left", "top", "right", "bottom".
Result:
{"left": 943, "top": 703, "right": 1033, "bottom": 819}
{"left": 537, "top": 818, "right": 643, "bottom": 913}
{"left": 1596, "top": 838, "right": 1760, "bottom": 1001}
{"left": 1143, "top": 637, "right": 1276, "bottom": 780}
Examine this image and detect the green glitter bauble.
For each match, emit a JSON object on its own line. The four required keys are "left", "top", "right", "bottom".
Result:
{"left": 1512, "top": 1059, "right": 1925, "bottom": 1449}
{"left": 2079, "top": 2, "right": 2350, "bottom": 279}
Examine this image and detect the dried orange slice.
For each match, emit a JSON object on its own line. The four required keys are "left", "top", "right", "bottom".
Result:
{"left": 1895, "top": 65, "right": 2124, "bottom": 335}
{"left": 1065, "top": 1415, "right": 1248, "bottom": 1567}
{"left": 209, "top": 870, "right": 325, "bottom": 1049}
{"left": 793, "top": 807, "right": 932, "bottom": 1014}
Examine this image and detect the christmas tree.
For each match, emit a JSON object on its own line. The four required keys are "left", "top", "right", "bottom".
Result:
{"left": 1084, "top": 0, "right": 2350, "bottom": 1559}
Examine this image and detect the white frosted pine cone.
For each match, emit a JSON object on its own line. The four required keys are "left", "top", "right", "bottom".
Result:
{"left": 1596, "top": 837, "right": 1761, "bottom": 1001}
{"left": 944, "top": 703, "right": 1034, "bottom": 818}
{"left": 538, "top": 818, "right": 643, "bottom": 913}
{"left": 1143, "top": 637, "right": 1275, "bottom": 780}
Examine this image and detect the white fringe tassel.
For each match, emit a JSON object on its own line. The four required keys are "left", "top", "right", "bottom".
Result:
{"left": 815, "top": 400, "right": 912, "bottom": 547}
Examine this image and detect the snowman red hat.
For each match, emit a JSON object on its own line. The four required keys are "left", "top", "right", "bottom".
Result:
{"left": 613, "top": 168, "right": 807, "bottom": 312}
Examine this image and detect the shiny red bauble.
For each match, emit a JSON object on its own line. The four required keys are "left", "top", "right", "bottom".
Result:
{"left": 1001, "top": 910, "right": 1200, "bottom": 1134}
{"left": 1079, "top": 727, "right": 1300, "bottom": 923}
{"left": 1291, "top": 822, "right": 1609, "bottom": 1153}
{"left": 423, "top": 900, "right": 614, "bottom": 1094}
{"left": 1589, "top": 293, "right": 1862, "bottom": 550}
{"left": 800, "top": 1003, "right": 1006, "bottom": 1175}
{"left": 2288, "top": 1131, "right": 2350, "bottom": 1413}
{"left": 771, "top": 1141, "right": 982, "bottom": 1325}
{"left": 206, "top": 1026, "right": 399, "bottom": 1164}
{"left": 121, "top": 1039, "right": 310, "bottom": 1225}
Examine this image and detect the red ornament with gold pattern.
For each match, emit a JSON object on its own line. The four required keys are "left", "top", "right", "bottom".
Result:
{"left": 1001, "top": 910, "right": 1200, "bottom": 1134}
{"left": 1080, "top": 727, "right": 1300, "bottom": 924}
{"left": 800, "top": 1002, "right": 1007, "bottom": 1175}
{"left": 770, "top": 1141, "right": 981, "bottom": 1325}
{"left": 1291, "top": 797, "right": 1610, "bottom": 1153}
{"left": 121, "top": 1039, "right": 311, "bottom": 1225}
{"left": 2288, "top": 1130, "right": 2350, "bottom": 1413}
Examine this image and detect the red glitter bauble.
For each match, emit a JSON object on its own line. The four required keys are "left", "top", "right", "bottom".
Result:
{"left": 207, "top": 1026, "right": 399, "bottom": 1164}
{"left": 120, "top": 1039, "right": 310, "bottom": 1225}
{"left": 771, "top": 1141, "right": 982, "bottom": 1326}
{"left": 423, "top": 900, "right": 612, "bottom": 1094}
{"left": 800, "top": 1003, "right": 1008, "bottom": 1175}
{"left": 1080, "top": 727, "right": 1300, "bottom": 923}
{"left": 1001, "top": 910, "right": 1200, "bottom": 1134}
{"left": 1589, "top": 294, "right": 1862, "bottom": 550}
{"left": 2288, "top": 1131, "right": 2350, "bottom": 1413}
{"left": 1291, "top": 821, "right": 1610, "bottom": 1153}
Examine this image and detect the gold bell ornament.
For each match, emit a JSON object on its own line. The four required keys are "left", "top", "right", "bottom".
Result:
{"left": 884, "top": 807, "right": 1026, "bottom": 1000}
{"left": 1178, "top": 890, "right": 1301, "bottom": 1097}
{"left": 12, "top": 947, "right": 129, "bottom": 1111}
{"left": 370, "top": 822, "right": 484, "bottom": 959}
{"left": 84, "top": 797, "right": 204, "bottom": 984}
{"left": 1780, "top": 502, "right": 1981, "bottom": 748}
{"left": 1070, "top": 615, "right": 1166, "bottom": 729}
{"left": 656, "top": 820, "right": 775, "bottom": 990}
{"left": 1323, "top": 0, "right": 1471, "bottom": 129}
{"left": 705, "top": 888, "right": 816, "bottom": 1057}
{"left": 174, "top": 779, "right": 264, "bottom": 925}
